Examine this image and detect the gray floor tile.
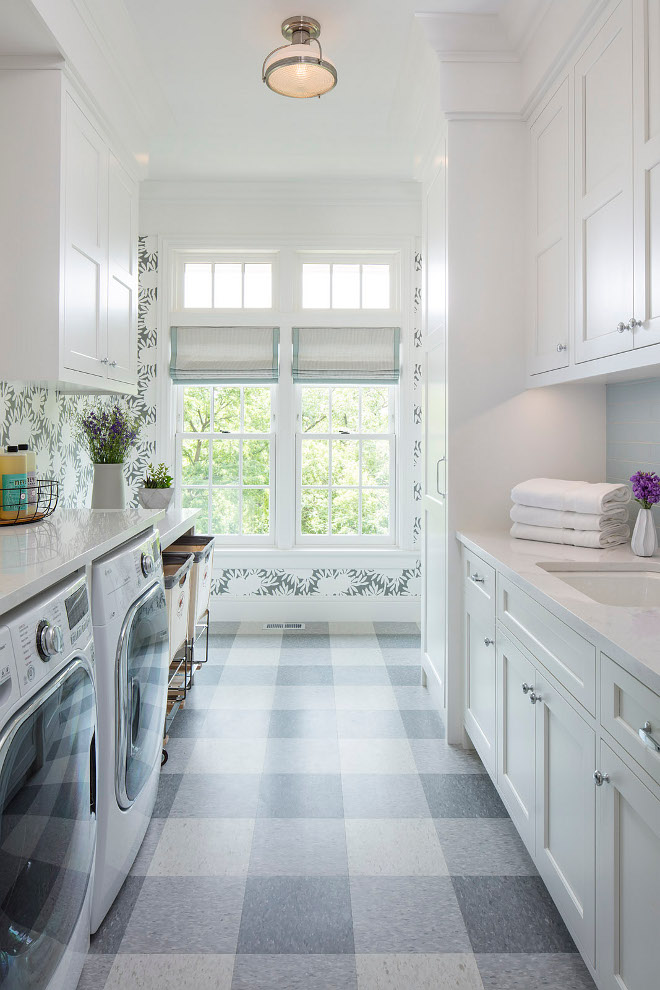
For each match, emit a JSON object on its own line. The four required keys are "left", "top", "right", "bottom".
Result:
{"left": 392, "top": 687, "right": 434, "bottom": 710}
{"left": 339, "top": 739, "right": 417, "bottom": 774}
{"left": 373, "top": 622, "right": 421, "bottom": 635}
{"left": 248, "top": 818, "right": 348, "bottom": 876}
{"left": 410, "top": 740, "right": 484, "bottom": 774}
{"left": 375, "top": 634, "right": 423, "bottom": 649}
{"left": 453, "top": 877, "right": 577, "bottom": 953}
{"left": 103, "top": 954, "right": 234, "bottom": 990}
{"left": 258, "top": 773, "right": 344, "bottom": 818}
{"left": 167, "top": 710, "right": 208, "bottom": 738}
{"left": 386, "top": 665, "right": 423, "bottom": 686}
{"left": 345, "top": 820, "right": 448, "bottom": 877}
{"left": 351, "top": 877, "right": 471, "bottom": 953}
{"left": 119, "top": 877, "right": 245, "bottom": 953}
{"left": 169, "top": 773, "right": 261, "bottom": 818}
{"left": 333, "top": 667, "right": 393, "bottom": 686}
{"left": 202, "top": 709, "right": 272, "bottom": 738}
{"left": 342, "top": 775, "right": 431, "bottom": 818}
{"left": 129, "top": 819, "right": 165, "bottom": 876}
{"left": 264, "top": 738, "right": 341, "bottom": 773}
{"left": 219, "top": 666, "right": 278, "bottom": 685}
{"left": 337, "top": 711, "right": 407, "bottom": 739}
{"left": 148, "top": 818, "right": 254, "bottom": 877}
{"left": 330, "top": 634, "right": 380, "bottom": 649}
{"left": 276, "top": 665, "right": 335, "bottom": 685}
{"left": 282, "top": 632, "right": 331, "bottom": 649}
{"left": 237, "top": 877, "right": 354, "bottom": 953}
{"left": 279, "top": 646, "right": 333, "bottom": 665}
{"left": 160, "top": 738, "right": 195, "bottom": 775}
{"left": 435, "top": 819, "right": 537, "bottom": 876}
{"left": 381, "top": 647, "right": 423, "bottom": 666}
{"left": 355, "top": 953, "right": 484, "bottom": 990}
{"left": 77, "top": 954, "right": 114, "bottom": 990}
{"left": 231, "top": 954, "right": 358, "bottom": 990}
{"left": 400, "top": 710, "right": 446, "bottom": 739}
{"left": 89, "top": 877, "right": 145, "bottom": 954}
{"left": 191, "top": 665, "right": 223, "bottom": 685}
{"left": 273, "top": 686, "right": 336, "bottom": 710}
{"left": 152, "top": 774, "right": 183, "bottom": 818}
{"left": 421, "top": 775, "right": 508, "bottom": 818}
{"left": 476, "top": 953, "right": 596, "bottom": 989}
{"left": 175, "top": 687, "right": 216, "bottom": 711}
{"left": 269, "top": 709, "right": 338, "bottom": 738}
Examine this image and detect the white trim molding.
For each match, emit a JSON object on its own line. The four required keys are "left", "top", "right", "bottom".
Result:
{"left": 210, "top": 596, "right": 421, "bottom": 623}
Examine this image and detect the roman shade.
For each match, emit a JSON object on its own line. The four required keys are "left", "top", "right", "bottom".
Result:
{"left": 170, "top": 326, "right": 280, "bottom": 385}
{"left": 292, "top": 327, "right": 400, "bottom": 384}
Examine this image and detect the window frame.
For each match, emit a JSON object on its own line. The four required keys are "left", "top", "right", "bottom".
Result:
{"left": 296, "top": 252, "right": 398, "bottom": 312}
{"left": 174, "top": 250, "right": 279, "bottom": 313}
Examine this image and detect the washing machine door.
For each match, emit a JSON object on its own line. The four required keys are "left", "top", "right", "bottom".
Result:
{"left": 0, "top": 655, "right": 96, "bottom": 989}
{"left": 116, "top": 581, "right": 168, "bottom": 810}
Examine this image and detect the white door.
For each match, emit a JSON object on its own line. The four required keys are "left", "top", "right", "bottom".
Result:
{"left": 497, "top": 632, "right": 536, "bottom": 852}
{"left": 63, "top": 94, "right": 107, "bottom": 378}
{"left": 528, "top": 77, "right": 571, "bottom": 373}
{"left": 422, "top": 333, "right": 446, "bottom": 706}
{"left": 464, "top": 608, "right": 497, "bottom": 777}
{"left": 633, "top": 0, "right": 660, "bottom": 347}
{"left": 597, "top": 740, "right": 660, "bottom": 990}
{"left": 535, "top": 671, "right": 596, "bottom": 963}
{"left": 574, "top": 0, "right": 634, "bottom": 363}
{"left": 106, "top": 154, "right": 138, "bottom": 385}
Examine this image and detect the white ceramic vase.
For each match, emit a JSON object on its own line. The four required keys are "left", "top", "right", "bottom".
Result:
{"left": 138, "top": 487, "right": 174, "bottom": 511}
{"left": 631, "top": 507, "right": 658, "bottom": 557}
{"left": 91, "top": 463, "right": 126, "bottom": 510}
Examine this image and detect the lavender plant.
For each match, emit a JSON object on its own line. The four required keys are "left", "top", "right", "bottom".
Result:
{"left": 78, "top": 405, "right": 140, "bottom": 464}
{"left": 630, "top": 470, "right": 660, "bottom": 509}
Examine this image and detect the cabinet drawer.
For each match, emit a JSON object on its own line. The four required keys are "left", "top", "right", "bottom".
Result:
{"left": 601, "top": 654, "right": 660, "bottom": 789}
{"left": 462, "top": 546, "right": 496, "bottom": 626}
{"left": 498, "top": 576, "right": 596, "bottom": 715}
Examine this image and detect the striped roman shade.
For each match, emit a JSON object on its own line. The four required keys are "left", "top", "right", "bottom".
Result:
{"left": 170, "top": 326, "right": 280, "bottom": 385}
{"left": 292, "top": 327, "right": 400, "bottom": 384}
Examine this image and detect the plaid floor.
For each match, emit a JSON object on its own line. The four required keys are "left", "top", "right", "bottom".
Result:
{"left": 78, "top": 623, "right": 595, "bottom": 990}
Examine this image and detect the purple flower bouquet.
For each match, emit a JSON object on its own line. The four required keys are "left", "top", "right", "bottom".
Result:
{"left": 630, "top": 470, "right": 660, "bottom": 510}
{"left": 79, "top": 405, "right": 140, "bottom": 464}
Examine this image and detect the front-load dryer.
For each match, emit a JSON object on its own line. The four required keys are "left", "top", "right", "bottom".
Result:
{"left": 90, "top": 528, "right": 168, "bottom": 933}
{"left": 0, "top": 570, "right": 96, "bottom": 990}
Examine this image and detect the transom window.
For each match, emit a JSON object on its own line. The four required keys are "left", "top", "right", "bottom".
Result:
{"left": 297, "top": 386, "right": 395, "bottom": 543}
{"left": 183, "top": 262, "right": 272, "bottom": 309}
{"left": 177, "top": 386, "right": 274, "bottom": 542}
{"left": 302, "top": 263, "right": 390, "bottom": 309}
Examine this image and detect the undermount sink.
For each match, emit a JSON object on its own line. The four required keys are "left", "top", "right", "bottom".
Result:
{"left": 538, "top": 563, "right": 660, "bottom": 607}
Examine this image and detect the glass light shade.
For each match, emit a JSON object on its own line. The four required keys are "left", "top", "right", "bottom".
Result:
{"left": 264, "top": 44, "right": 337, "bottom": 98}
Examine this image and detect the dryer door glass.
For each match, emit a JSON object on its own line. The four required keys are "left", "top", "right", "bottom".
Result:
{"left": 118, "top": 583, "right": 169, "bottom": 808}
{"left": 0, "top": 658, "right": 95, "bottom": 989}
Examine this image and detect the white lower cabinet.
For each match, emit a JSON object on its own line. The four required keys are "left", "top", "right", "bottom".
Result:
{"left": 464, "top": 606, "right": 497, "bottom": 777}
{"left": 597, "top": 740, "right": 660, "bottom": 990}
{"left": 497, "top": 633, "right": 536, "bottom": 852}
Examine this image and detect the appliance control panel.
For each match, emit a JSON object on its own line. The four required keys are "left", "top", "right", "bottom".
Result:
{"left": 92, "top": 529, "right": 164, "bottom": 626}
{"left": 0, "top": 626, "right": 19, "bottom": 720}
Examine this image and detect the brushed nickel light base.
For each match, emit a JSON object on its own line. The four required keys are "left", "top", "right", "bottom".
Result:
{"left": 281, "top": 16, "right": 321, "bottom": 43}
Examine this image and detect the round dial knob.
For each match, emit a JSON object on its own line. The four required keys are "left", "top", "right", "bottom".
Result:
{"left": 141, "top": 553, "right": 155, "bottom": 577}
{"left": 36, "top": 621, "right": 64, "bottom": 661}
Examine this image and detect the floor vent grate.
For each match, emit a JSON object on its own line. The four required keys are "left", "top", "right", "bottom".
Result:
{"left": 263, "top": 622, "right": 305, "bottom": 630}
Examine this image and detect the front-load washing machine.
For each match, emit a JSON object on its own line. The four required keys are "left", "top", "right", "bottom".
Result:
{"left": 0, "top": 570, "right": 96, "bottom": 990}
{"left": 90, "top": 528, "right": 168, "bottom": 933}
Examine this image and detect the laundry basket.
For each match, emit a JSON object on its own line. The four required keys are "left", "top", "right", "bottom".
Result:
{"left": 162, "top": 551, "right": 194, "bottom": 662}
{"left": 168, "top": 535, "right": 215, "bottom": 641}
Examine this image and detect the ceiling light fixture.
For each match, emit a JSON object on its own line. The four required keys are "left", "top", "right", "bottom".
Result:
{"left": 262, "top": 16, "right": 337, "bottom": 99}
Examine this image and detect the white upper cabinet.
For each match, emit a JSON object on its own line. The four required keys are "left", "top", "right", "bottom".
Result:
{"left": 0, "top": 70, "right": 138, "bottom": 394}
{"left": 528, "top": 78, "right": 571, "bottom": 374}
{"left": 574, "top": 0, "right": 634, "bottom": 364}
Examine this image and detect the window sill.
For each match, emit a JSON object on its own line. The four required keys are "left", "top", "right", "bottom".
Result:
{"left": 211, "top": 546, "right": 419, "bottom": 571}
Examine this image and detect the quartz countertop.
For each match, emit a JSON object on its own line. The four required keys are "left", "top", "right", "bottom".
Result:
{"left": 457, "top": 530, "right": 660, "bottom": 694}
{"left": 157, "top": 508, "right": 200, "bottom": 549}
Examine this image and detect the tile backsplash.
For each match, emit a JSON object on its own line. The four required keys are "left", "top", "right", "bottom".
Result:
{"left": 606, "top": 378, "right": 660, "bottom": 533}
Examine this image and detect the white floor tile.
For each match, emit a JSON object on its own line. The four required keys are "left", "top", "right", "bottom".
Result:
{"left": 345, "top": 820, "right": 448, "bottom": 877}
{"left": 339, "top": 739, "right": 417, "bottom": 774}
{"left": 148, "top": 819, "right": 254, "bottom": 876}
{"left": 186, "top": 738, "right": 267, "bottom": 774}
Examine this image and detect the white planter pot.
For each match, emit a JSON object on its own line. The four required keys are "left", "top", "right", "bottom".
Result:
{"left": 91, "top": 463, "right": 126, "bottom": 510}
{"left": 138, "top": 487, "right": 174, "bottom": 511}
{"left": 631, "top": 507, "right": 658, "bottom": 557}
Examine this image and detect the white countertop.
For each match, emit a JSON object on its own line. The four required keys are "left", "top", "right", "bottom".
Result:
{"left": 157, "top": 508, "right": 200, "bottom": 549}
{"left": 457, "top": 530, "right": 660, "bottom": 694}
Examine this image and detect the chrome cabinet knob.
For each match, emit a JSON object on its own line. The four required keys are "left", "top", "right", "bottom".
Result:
{"left": 617, "top": 322, "right": 629, "bottom": 333}
{"left": 484, "top": 637, "right": 494, "bottom": 647}
{"left": 594, "top": 770, "right": 610, "bottom": 786}
{"left": 629, "top": 317, "right": 643, "bottom": 329}
{"left": 471, "top": 574, "right": 485, "bottom": 584}
{"left": 639, "top": 721, "right": 660, "bottom": 753}
{"left": 109, "top": 360, "right": 117, "bottom": 367}
{"left": 529, "top": 692, "right": 541, "bottom": 704}
{"left": 100, "top": 357, "right": 109, "bottom": 364}
{"left": 522, "top": 682, "right": 532, "bottom": 694}
{"left": 556, "top": 344, "right": 567, "bottom": 352}
{"left": 36, "top": 620, "right": 64, "bottom": 661}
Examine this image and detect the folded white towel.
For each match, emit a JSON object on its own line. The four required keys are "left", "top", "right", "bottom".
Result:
{"left": 511, "top": 478, "right": 631, "bottom": 515}
{"left": 510, "top": 503, "right": 629, "bottom": 532}
{"left": 510, "top": 522, "right": 630, "bottom": 549}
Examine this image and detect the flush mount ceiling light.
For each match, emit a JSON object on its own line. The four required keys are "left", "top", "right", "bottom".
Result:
{"left": 262, "top": 16, "right": 337, "bottom": 99}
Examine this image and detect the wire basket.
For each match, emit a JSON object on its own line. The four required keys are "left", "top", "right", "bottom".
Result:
{"left": 0, "top": 480, "right": 60, "bottom": 527}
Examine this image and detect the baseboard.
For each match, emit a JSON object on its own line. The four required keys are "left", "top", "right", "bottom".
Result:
{"left": 210, "top": 596, "right": 422, "bottom": 623}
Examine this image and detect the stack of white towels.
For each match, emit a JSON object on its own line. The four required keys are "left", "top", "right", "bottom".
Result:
{"left": 510, "top": 478, "right": 631, "bottom": 549}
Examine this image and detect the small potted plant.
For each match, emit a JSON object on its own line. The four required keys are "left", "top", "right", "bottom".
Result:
{"left": 630, "top": 470, "right": 660, "bottom": 556}
{"left": 138, "top": 462, "right": 175, "bottom": 511}
{"left": 79, "top": 404, "right": 140, "bottom": 510}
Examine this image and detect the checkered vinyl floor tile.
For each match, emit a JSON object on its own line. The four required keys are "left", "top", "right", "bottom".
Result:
{"left": 78, "top": 623, "right": 595, "bottom": 990}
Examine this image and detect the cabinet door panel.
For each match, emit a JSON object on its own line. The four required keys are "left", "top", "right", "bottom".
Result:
{"left": 575, "top": 0, "right": 634, "bottom": 363}
{"left": 597, "top": 741, "right": 660, "bottom": 990}
{"left": 423, "top": 336, "right": 446, "bottom": 503}
{"left": 106, "top": 154, "right": 137, "bottom": 384}
{"left": 465, "top": 610, "right": 497, "bottom": 776}
{"left": 425, "top": 153, "right": 446, "bottom": 339}
{"left": 423, "top": 505, "right": 446, "bottom": 709}
{"left": 535, "top": 672, "right": 596, "bottom": 963}
{"left": 497, "top": 633, "right": 536, "bottom": 852}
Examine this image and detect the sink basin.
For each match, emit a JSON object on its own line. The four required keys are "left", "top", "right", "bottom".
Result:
{"left": 538, "top": 564, "right": 660, "bottom": 607}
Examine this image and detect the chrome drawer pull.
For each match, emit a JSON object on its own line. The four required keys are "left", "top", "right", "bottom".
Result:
{"left": 639, "top": 721, "right": 660, "bottom": 753}
{"left": 471, "top": 574, "right": 485, "bottom": 584}
{"left": 593, "top": 770, "right": 610, "bottom": 786}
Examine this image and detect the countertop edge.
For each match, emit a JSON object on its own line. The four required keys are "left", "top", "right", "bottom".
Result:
{"left": 158, "top": 508, "right": 201, "bottom": 549}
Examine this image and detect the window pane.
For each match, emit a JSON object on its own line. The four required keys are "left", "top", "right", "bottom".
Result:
{"left": 212, "top": 489, "right": 239, "bottom": 535}
{"left": 362, "top": 264, "right": 390, "bottom": 308}
{"left": 214, "top": 387, "right": 241, "bottom": 433}
{"left": 182, "top": 488, "right": 209, "bottom": 527}
{"left": 331, "top": 387, "right": 359, "bottom": 433}
{"left": 181, "top": 438, "right": 209, "bottom": 485}
{"left": 243, "top": 440, "right": 270, "bottom": 486}
{"left": 301, "top": 439, "right": 329, "bottom": 485}
{"left": 302, "top": 387, "right": 329, "bottom": 433}
{"left": 362, "top": 490, "right": 389, "bottom": 535}
{"left": 362, "top": 440, "right": 390, "bottom": 486}
{"left": 183, "top": 263, "right": 212, "bottom": 308}
{"left": 212, "top": 439, "right": 239, "bottom": 485}
{"left": 243, "top": 489, "right": 269, "bottom": 535}
{"left": 243, "top": 387, "right": 271, "bottom": 432}
{"left": 331, "top": 489, "right": 359, "bottom": 535}
{"left": 332, "top": 264, "right": 360, "bottom": 308}
{"left": 361, "top": 387, "right": 389, "bottom": 433}
{"left": 183, "top": 387, "right": 212, "bottom": 433}
{"left": 213, "top": 263, "right": 242, "bottom": 307}
{"left": 332, "top": 439, "right": 359, "bottom": 486}
{"left": 301, "top": 489, "right": 328, "bottom": 535}
{"left": 302, "top": 263, "right": 330, "bottom": 308}
{"left": 244, "top": 264, "right": 272, "bottom": 308}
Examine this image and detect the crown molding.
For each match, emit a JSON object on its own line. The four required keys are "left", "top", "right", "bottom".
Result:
{"left": 0, "top": 54, "right": 64, "bottom": 69}
{"left": 140, "top": 179, "right": 423, "bottom": 209}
